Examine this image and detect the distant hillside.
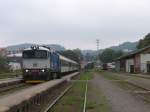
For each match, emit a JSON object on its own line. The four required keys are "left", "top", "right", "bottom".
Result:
{"left": 82, "top": 41, "right": 138, "bottom": 61}
{"left": 110, "top": 42, "right": 138, "bottom": 52}
{"left": 6, "top": 43, "right": 65, "bottom": 51}
{"left": 82, "top": 42, "right": 138, "bottom": 55}
{"left": 6, "top": 41, "right": 138, "bottom": 55}
{"left": 82, "top": 50, "right": 97, "bottom": 56}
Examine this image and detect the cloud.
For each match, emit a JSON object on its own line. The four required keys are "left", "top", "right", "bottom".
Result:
{"left": 0, "top": 0, "right": 150, "bottom": 49}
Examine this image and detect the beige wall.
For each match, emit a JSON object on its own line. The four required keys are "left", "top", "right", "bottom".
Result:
{"left": 126, "top": 59, "right": 134, "bottom": 73}
{"left": 140, "top": 54, "right": 150, "bottom": 73}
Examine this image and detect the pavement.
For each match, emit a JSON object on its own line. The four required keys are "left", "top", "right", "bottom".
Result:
{"left": 92, "top": 73, "right": 150, "bottom": 112}
{"left": 0, "top": 72, "right": 79, "bottom": 112}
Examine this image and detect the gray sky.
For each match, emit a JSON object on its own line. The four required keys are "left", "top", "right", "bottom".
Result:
{"left": 0, "top": 0, "right": 150, "bottom": 50}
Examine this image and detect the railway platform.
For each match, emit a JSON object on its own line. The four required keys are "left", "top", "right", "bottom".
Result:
{"left": 0, "top": 72, "right": 79, "bottom": 112}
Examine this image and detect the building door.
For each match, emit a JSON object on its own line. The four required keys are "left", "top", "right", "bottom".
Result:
{"left": 147, "top": 64, "right": 150, "bottom": 73}
{"left": 130, "top": 65, "right": 134, "bottom": 73}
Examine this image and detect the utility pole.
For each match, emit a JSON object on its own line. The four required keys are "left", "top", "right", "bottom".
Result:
{"left": 96, "top": 39, "right": 100, "bottom": 51}
{"left": 96, "top": 39, "right": 100, "bottom": 67}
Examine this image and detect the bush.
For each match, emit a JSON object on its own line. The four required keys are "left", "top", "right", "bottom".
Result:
{"left": 0, "top": 56, "right": 10, "bottom": 73}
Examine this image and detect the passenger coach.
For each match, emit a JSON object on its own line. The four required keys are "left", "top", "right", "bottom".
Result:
{"left": 22, "top": 46, "right": 79, "bottom": 83}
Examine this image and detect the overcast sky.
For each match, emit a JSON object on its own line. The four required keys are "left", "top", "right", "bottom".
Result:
{"left": 0, "top": 0, "right": 150, "bottom": 50}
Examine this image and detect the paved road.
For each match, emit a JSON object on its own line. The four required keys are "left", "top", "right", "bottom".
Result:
{"left": 92, "top": 73, "right": 150, "bottom": 112}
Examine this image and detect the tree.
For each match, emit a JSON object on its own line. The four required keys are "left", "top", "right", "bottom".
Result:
{"left": 99, "top": 49, "right": 123, "bottom": 63}
{"left": 85, "top": 53, "right": 94, "bottom": 61}
{"left": 0, "top": 56, "right": 9, "bottom": 73}
{"left": 73, "top": 48, "right": 83, "bottom": 61}
{"left": 137, "top": 33, "right": 150, "bottom": 49}
{"left": 59, "top": 49, "right": 83, "bottom": 63}
{"left": 115, "top": 50, "right": 124, "bottom": 58}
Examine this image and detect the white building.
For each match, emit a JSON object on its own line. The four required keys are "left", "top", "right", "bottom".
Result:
{"left": 125, "top": 59, "right": 134, "bottom": 73}
{"left": 7, "top": 53, "right": 22, "bottom": 71}
{"left": 141, "top": 54, "right": 150, "bottom": 73}
{"left": 9, "top": 62, "right": 21, "bottom": 71}
{"left": 116, "top": 45, "right": 150, "bottom": 74}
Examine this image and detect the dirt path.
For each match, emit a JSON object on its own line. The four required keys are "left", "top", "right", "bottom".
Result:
{"left": 92, "top": 73, "right": 150, "bottom": 112}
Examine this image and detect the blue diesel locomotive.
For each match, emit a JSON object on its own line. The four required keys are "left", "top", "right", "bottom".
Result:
{"left": 22, "top": 46, "right": 79, "bottom": 83}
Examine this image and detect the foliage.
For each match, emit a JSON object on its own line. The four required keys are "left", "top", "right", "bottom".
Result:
{"left": 137, "top": 33, "right": 150, "bottom": 49}
{"left": 0, "top": 56, "right": 10, "bottom": 73}
{"left": 73, "top": 48, "right": 83, "bottom": 61}
{"left": 99, "top": 49, "right": 123, "bottom": 63}
{"left": 59, "top": 49, "right": 83, "bottom": 63}
{"left": 85, "top": 62, "right": 95, "bottom": 70}
{"left": 115, "top": 50, "right": 124, "bottom": 58}
{"left": 84, "top": 52, "right": 95, "bottom": 61}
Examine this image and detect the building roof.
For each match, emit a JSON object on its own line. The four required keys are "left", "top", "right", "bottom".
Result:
{"left": 117, "top": 45, "right": 150, "bottom": 60}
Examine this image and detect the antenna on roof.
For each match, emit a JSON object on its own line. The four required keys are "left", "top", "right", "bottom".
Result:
{"left": 31, "top": 45, "right": 39, "bottom": 50}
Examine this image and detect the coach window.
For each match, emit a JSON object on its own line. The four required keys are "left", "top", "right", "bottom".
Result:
{"left": 64, "top": 61, "right": 66, "bottom": 67}
{"left": 61, "top": 60, "right": 65, "bottom": 66}
{"left": 65, "top": 61, "right": 69, "bottom": 67}
{"left": 69, "top": 63, "right": 71, "bottom": 67}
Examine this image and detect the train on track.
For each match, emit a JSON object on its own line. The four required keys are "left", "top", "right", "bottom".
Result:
{"left": 22, "top": 46, "right": 79, "bottom": 83}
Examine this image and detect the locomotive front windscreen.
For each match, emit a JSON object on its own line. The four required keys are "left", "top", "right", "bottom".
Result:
{"left": 23, "top": 50, "right": 48, "bottom": 59}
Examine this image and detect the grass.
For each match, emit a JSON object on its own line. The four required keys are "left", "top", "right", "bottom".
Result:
{"left": 79, "top": 71, "right": 93, "bottom": 80}
{"left": 98, "top": 71, "right": 120, "bottom": 80}
{"left": 50, "top": 72, "right": 93, "bottom": 112}
{"left": 51, "top": 71, "right": 111, "bottom": 112}
{"left": 86, "top": 83, "right": 111, "bottom": 112}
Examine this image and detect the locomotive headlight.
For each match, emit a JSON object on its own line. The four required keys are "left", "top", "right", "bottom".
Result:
{"left": 25, "top": 69, "right": 29, "bottom": 72}
{"left": 41, "top": 69, "right": 45, "bottom": 72}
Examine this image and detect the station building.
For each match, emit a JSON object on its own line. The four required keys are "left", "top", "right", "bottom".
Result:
{"left": 0, "top": 48, "right": 7, "bottom": 57}
{"left": 116, "top": 45, "right": 150, "bottom": 74}
{"left": 7, "top": 53, "right": 22, "bottom": 71}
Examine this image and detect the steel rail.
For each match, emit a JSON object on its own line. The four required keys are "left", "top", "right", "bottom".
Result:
{"left": 83, "top": 78, "right": 88, "bottom": 112}
{"left": 44, "top": 85, "right": 73, "bottom": 112}
{"left": 0, "top": 83, "right": 30, "bottom": 96}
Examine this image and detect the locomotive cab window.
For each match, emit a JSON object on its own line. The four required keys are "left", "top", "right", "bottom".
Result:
{"left": 23, "top": 50, "right": 48, "bottom": 59}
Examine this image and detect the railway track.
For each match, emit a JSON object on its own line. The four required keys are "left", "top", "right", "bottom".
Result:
{"left": 0, "top": 78, "right": 22, "bottom": 88}
{"left": 43, "top": 85, "right": 73, "bottom": 112}
{"left": 0, "top": 72, "right": 79, "bottom": 112}
{"left": 104, "top": 72, "right": 150, "bottom": 103}
{"left": 126, "top": 81, "right": 150, "bottom": 103}
{"left": 0, "top": 82, "right": 32, "bottom": 97}
{"left": 44, "top": 77, "right": 89, "bottom": 112}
